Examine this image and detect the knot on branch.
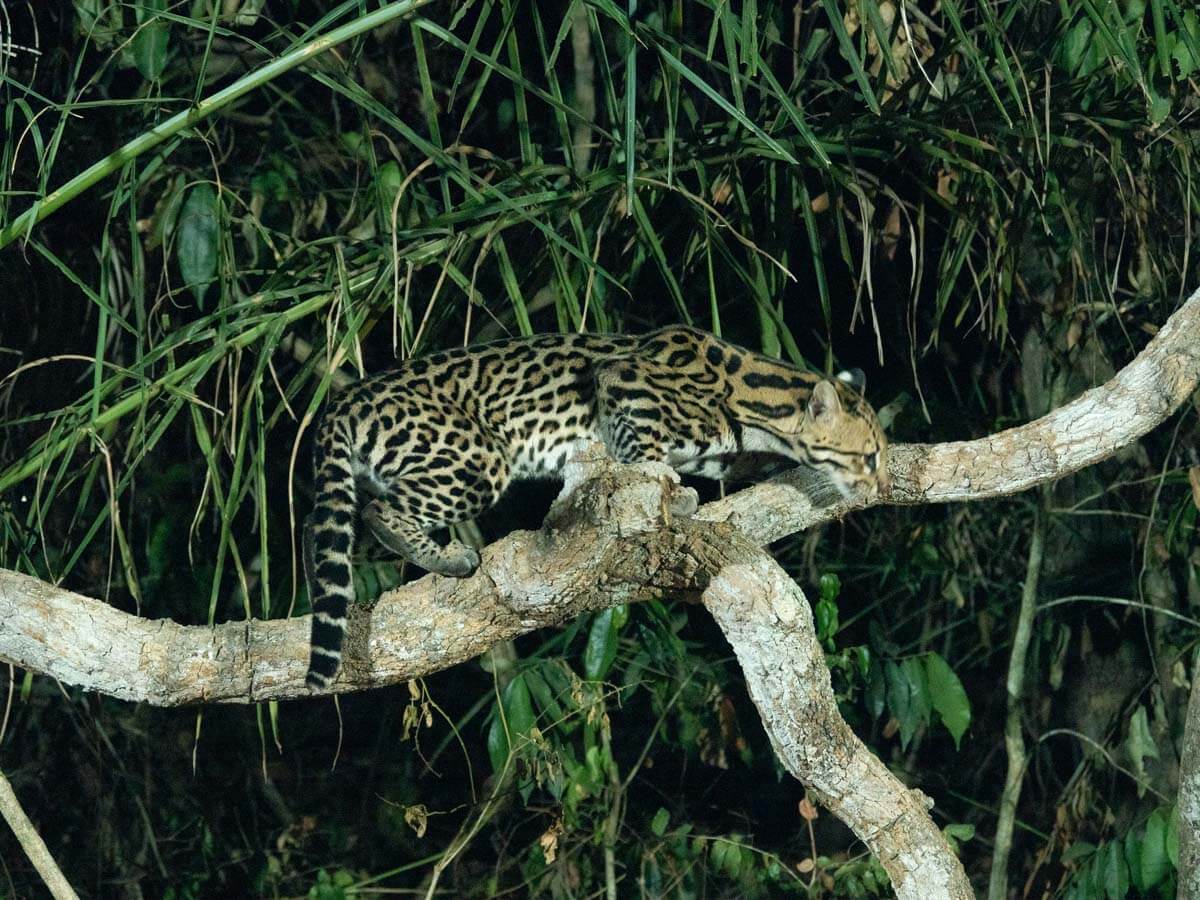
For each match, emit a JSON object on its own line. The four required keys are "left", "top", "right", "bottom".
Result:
{"left": 544, "top": 444, "right": 698, "bottom": 536}
{"left": 486, "top": 445, "right": 698, "bottom": 613}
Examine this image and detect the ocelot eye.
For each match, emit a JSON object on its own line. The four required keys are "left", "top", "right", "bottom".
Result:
{"left": 865, "top": 452, "right": 878, "bottom": 472}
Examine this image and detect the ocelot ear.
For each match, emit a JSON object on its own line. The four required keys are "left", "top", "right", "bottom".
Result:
{"left": 836, "top": 367, "right": 866, "bottom": 394}
{"left": 807, "top": 380, "right": 843, "bottom": 420}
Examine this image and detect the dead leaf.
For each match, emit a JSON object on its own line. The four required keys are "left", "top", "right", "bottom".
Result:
{"left": 404, "top": 804, "right": 428, "bottom": 839}
{"left": 882, "top": 202, "right": 902, "bottom": 260}
{"left": 1189, "top": 465, "right": 1200, "bottom": 510}
{"left": 797, "top": 858, "right": 815, "bottom": 873}
{"left": 798, "top": 796, "right": 819, "bottom": 821}
{"left": 937, "top": 168, "right": 958, "bottom": 201}
{"left": 539, "top": 819, "right": 563, "bottom": 864}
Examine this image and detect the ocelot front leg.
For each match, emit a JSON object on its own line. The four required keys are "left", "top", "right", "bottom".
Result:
{"left": 593, "top": 356, "right": 737, "bottom": 472}
{"left": 593, "top": 357, "right": 734, "bottom": 517}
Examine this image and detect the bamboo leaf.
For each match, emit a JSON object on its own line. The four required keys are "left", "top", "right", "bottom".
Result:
{"left": 176, "top": 184, "right": 220, "bottom": 308}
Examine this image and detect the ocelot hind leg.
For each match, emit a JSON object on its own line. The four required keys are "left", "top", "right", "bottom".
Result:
{"left": 351, "top": 531, "right": 405, "bottom": 563}
{"left": 362, "top": 497, "right": 479, "bottom": 576}
{"left": 364, "top": 451, "right": 510, "bottom": 577}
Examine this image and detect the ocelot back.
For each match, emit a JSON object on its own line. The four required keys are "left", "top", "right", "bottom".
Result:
{"left": 304, "top": 325, "right": 889, "bottom": 687}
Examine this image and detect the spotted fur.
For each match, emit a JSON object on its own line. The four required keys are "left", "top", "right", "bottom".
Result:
{"left": 304, "top": 325, "right": 888, "bottom": 687}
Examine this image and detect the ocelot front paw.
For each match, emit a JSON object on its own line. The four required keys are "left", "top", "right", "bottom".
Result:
{"left": 432, "top": 541, "right": 481, "bottom": 578}
{"left": 669, "top": 485, "right": 699, "bottom": 519}
{"left": 661, "top": 476, "right": 699, "bottom": 520}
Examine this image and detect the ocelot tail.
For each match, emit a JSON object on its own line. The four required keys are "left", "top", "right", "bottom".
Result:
{"left": 303, "top": 325, "right": 889, "bottom": 688}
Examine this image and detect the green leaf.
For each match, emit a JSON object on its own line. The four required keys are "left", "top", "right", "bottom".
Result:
{"left": 815, "top": 596, "right": 838, "bottom": 644}
{"left": 1102, "top": 840, "right": 1129, "bottom": 899}
{"left": 132, "top": 0, "right": 169, "bottom": 81}
{"left": 1126, "top": 827, "right": 1145, "bottom": 893}
{"left": 524, "top": 668, "right": 567, "bottom": 733}
{"left": 886, "top": 658, "right": 930, "bottom": 748}
{"left": 650, "top": 807, "right": 670, "bottom": 837}
{"left": 1062, "top": 841, "right": 1097, "bottom": 864}
{"left": 854, "top": 646, "right": 871, "bottom": 678}
{"left": 1148, "top": 88, "right": 1172, "bottom": 126}
{"left": 1125, "top": 705, "right": 1159, "bottom": 797}
{"left": 1061, "top": 18, "right": 1095, "bottom": 74}
{"left": 502, "top": 674, "right": 536, "bottom": 745}
{"left": 1167, "top": 806, "right": 1179, "bottom": 868}
{"left": 176, "top": 184, "right": 219, "bottom": 308}
{"left": 376, "top": 161, "right": 403, "bottom": 212}
{"left": 1140, "top": 809, "right": 1169, "bottom": 887}
{"left": 585, "top": 744, "right": 604, "bottom": 783}
{"left": 1171, "top": 32, "right": 1198, "bottom": 78}
{"left": 487, "top": 711, "right": 509, "bottom": 776}
{"left": 502, "top": 674, "right": 538, "bottom": 803}
{"left": 943, "top": 822, "right": 974, "bottom": 853}
{"left": 584, "top": 608, "right": 619, "bottom": 680}
{"left": 925, "top": 652, "right": 971, "bottom": 748}
{"left": 944, "top": 823, "right": 975, "bottom": 842}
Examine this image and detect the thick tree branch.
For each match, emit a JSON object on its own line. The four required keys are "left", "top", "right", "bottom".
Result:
{"left": 2, "top": 454, "right": 974, "bottom": 898}
{"left": 1180, "top": 664, "right": 1200, "bottom": 900}
{"left": 0, "top": 288, "right": 1196, "bottom": 897}
{"left": 2, "top": 289, "right": 1196, "bottom": 704}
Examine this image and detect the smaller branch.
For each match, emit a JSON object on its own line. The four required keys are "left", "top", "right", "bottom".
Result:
{"left": 701, "top": 545, "right": 973, "bottom": 900}
{"left": 987, "top": 509, "right": 1045, "bottom": 900}
{"left": 1179, "top": 662, "right": 1200, "bottom": 900}
{"left": 0, "top": 769, "right": 80, "bottom": 900}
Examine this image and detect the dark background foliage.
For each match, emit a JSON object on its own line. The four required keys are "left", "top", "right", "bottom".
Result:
{"left": 0, "top": 0, "right": 1197, "bottom": 896}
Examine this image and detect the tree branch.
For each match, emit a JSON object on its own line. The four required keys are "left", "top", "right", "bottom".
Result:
{"left": 0, "top": 769, "right": 80, "bottom": 900}
{"left": 1179, "top": 619, "right": 1200, "bottom": 899}
{"left": 701, "top": 546, "right": 973, "bottom": 898}
{"left": 0, "top": 288, "right": 1196, "bottom": 897}
{"left": 2, "top": 288, "right": 1195, "bottom": 704}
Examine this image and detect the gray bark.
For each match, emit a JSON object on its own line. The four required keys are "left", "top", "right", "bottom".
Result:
{"left": 1180, "top": 665, "right": 1200, "bottom": 899}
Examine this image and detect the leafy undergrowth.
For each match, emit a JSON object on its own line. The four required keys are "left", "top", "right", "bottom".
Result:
{"left": 1, "top": 0, "right": 1197, "bottom": 896}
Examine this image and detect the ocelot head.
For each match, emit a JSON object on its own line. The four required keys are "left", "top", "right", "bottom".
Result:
{"left": 802, "top": 369, "right": 890, "bottom": 499}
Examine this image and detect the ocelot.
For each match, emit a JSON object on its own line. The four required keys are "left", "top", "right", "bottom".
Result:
{"left": 304, "top": 325, "right": 889, "bottom": 687}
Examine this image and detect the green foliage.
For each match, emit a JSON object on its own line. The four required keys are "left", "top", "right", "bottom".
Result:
{"left": 925, "top": 651, "right": 971, "bottom": 749}
{"left": 0, "top": 0, "right": 1197, "bottom": 895}
{"left": 131, "top": 0, "right": 170, "bottom": 81}
{"left": 1062, "top": 805, "right": 1179, "bottom": 899}
{"left": 307, "top": 868, "right": 355, "bottom": 900}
